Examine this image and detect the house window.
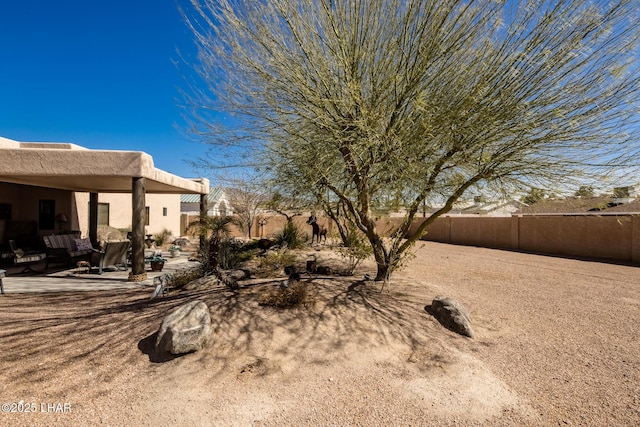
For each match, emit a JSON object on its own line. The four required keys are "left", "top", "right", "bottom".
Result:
{"left": 163, "top": 207, "right": 167, "bottom": 217}
{"left": 39, "top": 200, "right": 56, "bottom": 230}
{"left": 0, "top": 203, "right": 12, "bottom": 220}
{"left": 97, "top": 203, "right": 110, "bottom": 226}
{"left": 145, "top": 207, "right": 150, "bottom": 226}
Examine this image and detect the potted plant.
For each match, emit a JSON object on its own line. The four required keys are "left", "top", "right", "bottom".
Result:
{"left": 168, "top": 245, "right": 181, "bottom": 258}
{"left": 148, "top": 255, "right": 166, "bottom": 272}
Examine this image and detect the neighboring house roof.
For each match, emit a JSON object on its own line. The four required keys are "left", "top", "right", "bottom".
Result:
{"left": 0, "top": 136, "right": 209, "bottom": 194}
{"left": 423, "top": 199, "right": 525, "bottom": 216}
{"left": 516, "top": 196, "right": 640, "bottom": 214}
{"left": 600, "top": 199, "right": 640, "bottom": 213}
{"left": 180, "top": 187, "right": 224, "bottom": 204}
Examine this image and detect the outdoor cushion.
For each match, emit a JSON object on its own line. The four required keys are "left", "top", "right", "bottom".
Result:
{"left": 9, "top": 239, "right": 46, "bottom": 273}
{"left": 74, "top": 238, "right": 93, "bottom": 251}
{"left": 16, "top": 253, "right": 46, "bottom": 263}
{"left": 44, "top": 233, "right": 81, "bottom": 251}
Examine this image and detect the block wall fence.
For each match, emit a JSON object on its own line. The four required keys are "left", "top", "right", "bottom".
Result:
{"left": 181, "top": 213, "right": 640, "bottom": 265}
{"left": 407, "top": 214, "right": 640, "bottom": 264}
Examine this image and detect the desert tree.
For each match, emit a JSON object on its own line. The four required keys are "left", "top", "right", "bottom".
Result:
{"left": 522, "top": 187, "right": 546, "bottom": 205}
{"left": 183, "top": 0, "right": 640, "bottom": 283}
{"left": 223, "top": 176, "right": 269, "bottom": 239}
{"left": 575, "top": 185, "right": 595, "bottom": 198}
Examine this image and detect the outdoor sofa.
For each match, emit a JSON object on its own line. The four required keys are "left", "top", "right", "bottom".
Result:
{"left": 42, "top": 232, "right": 93, "bottom": 267}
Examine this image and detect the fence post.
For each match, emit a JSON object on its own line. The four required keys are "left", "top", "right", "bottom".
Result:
{"left": 511, "top": 215, "right": 520, "bottom": 250}
{"left": 632, "top": 215, "right": 640, "bottom": 264}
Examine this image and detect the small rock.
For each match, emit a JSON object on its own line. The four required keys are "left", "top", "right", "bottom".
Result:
{"left": 226, "top": 269, "right": 250, "bottom": 280}
{"left": 155, "top": 300, "right": 212, "bottom": 354}
{"left": 172, "top": 237, "right": 191, "bottom": 248}
{"left": 183, "top": 276, "right": 219, "bottom": 291}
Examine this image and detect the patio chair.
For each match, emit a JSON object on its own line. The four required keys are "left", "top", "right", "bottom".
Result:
{"left": 9, "top": 240, "right": 46, "bottom": 274}
{"left": 89, "top": 240, "right": 130, "bottom": 275}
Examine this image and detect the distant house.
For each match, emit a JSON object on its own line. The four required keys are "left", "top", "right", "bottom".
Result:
{"left": 421, "top": 196, "right": 525, "bottom": 217}
{"left": 181, "top": 187, "right": 233, "bottom": 217}
{"left": 516, "top": 192, "right": 640, "bottom": 215}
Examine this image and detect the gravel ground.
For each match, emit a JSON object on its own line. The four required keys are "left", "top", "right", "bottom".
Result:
{"left": 0, "top": 241, "right": 638, "bottom": 426}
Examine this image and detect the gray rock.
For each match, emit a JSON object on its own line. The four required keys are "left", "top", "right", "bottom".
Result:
{"left": 226, "top": 269, "right": 250, "bottom": 280}
{"left": 155, "top": 300, "right": 212, "bottom": 354}
{"left": 427, "top": 296, "right": 474, "bottom": 338}
{"left": 172, "top": 237, "right": 191, "bottom": 248}
{"left": 183, "top": 276, "right": 219, "bottom": 291}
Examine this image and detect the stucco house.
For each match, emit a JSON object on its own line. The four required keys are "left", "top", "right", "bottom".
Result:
{"left": 0, "top": 136, "right": 209, "bottom": 281}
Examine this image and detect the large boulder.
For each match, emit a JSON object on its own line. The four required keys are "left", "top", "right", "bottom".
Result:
{"left": 155, "top": 300, "right": 212, "bottom": 354}
{"left": 427, "top": 296, "right": 474, "bottom": 338}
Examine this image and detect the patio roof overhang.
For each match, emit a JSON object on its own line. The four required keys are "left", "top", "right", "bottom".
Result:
{"left": 0, "top": 136, "right": 210, "bottom": 282}
{"left": 0, "top": 138, "right": 209, "bottom": 194}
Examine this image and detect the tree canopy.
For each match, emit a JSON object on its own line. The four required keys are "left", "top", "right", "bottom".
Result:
{"left": 184, "top": 0, "right": 640, "bottom": 282}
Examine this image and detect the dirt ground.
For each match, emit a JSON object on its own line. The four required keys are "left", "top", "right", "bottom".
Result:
{"left": 0, "top": 241, "right": 638, "bottom": 426}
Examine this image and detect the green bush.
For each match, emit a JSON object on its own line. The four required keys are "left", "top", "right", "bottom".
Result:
{"left": 273, "top": 220, "right": 306, "bottom": 249}
{"left": 254, "top": 250, "right": 298, "bottom": 278}
{"left": 154, "top": 228, "right": 172, "bottom": 246}
{"left": 337, "top": 225, "right": 373, "bottom": 275}
{"left": 218, "top": 239, "right": 254, "bottom": 270}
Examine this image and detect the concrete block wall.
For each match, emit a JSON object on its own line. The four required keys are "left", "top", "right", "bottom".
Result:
{"left": 412, "top": 214, "right": 640, "bottom": 264}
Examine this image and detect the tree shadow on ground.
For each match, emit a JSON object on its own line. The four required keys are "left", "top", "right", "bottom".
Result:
{"left": 0, "top": 272, "right": 451, "bottom": 401}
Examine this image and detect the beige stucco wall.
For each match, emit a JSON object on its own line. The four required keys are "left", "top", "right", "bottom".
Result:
{"left": 75, "top": 193, "right": 182, "bottom": 238}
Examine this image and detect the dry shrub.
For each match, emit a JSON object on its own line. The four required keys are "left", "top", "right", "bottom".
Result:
{"left": 97, "top": 225, "right": 125, "bottom": 242}
{"left": 258, "top": 281, "right": 316, "bottom": 308}
{"left": 254, "top": 250, "right": 297, "bottom": 278}
{"left": 153, "top": 228, "right": 173, "bottom": 247}
{"left": 166, "top": 267, "right": 204, "bottom": 290}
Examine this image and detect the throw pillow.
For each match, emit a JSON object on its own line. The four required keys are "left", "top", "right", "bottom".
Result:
{"left": 74, "top": 238, "right": 93, "bottom": 251}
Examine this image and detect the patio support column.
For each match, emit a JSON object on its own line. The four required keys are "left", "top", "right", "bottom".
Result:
{"left": 129, "top": 177, "right": 147, "bottom": 282}
{"left": 200, "top": 193, "right": 207, "bottom": 250}
{"left": 89, "top": 192, "right": 98, "bottom": 247}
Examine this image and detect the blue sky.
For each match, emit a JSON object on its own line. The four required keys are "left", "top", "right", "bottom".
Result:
{"left": 0, "top": 1, "right": 208, "bottom": 179}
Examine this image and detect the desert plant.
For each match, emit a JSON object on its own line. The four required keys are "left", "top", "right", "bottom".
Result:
{"left": 153, "top": 228, "right": 172, "bottom": 247}
{"left": 188, "top": 215, "right": 240, "bottom": 289}
{"left": 522, "top": 188, "right": 546, "bottom": 205}
{"left": 254, "top": 250, "right": 298, "bottom": 278}
{"left": 164, "top": 267, "right": 204, "bottom": 290}
{"left": 258, "top": 281, "right": 316, "bottom": 308}
{"left": 273, "top": 219, "right": 306, "bottom": 249}
{"left": 337, "top": 225, "right": 373, "bottom": 275}
{"left": 218, "top": 239, "right": 254, "bottom": 270}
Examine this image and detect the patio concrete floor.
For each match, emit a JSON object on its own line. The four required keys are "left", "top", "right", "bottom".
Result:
{"left": 0, "top": 254, "right": 198, "bottom": 294}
